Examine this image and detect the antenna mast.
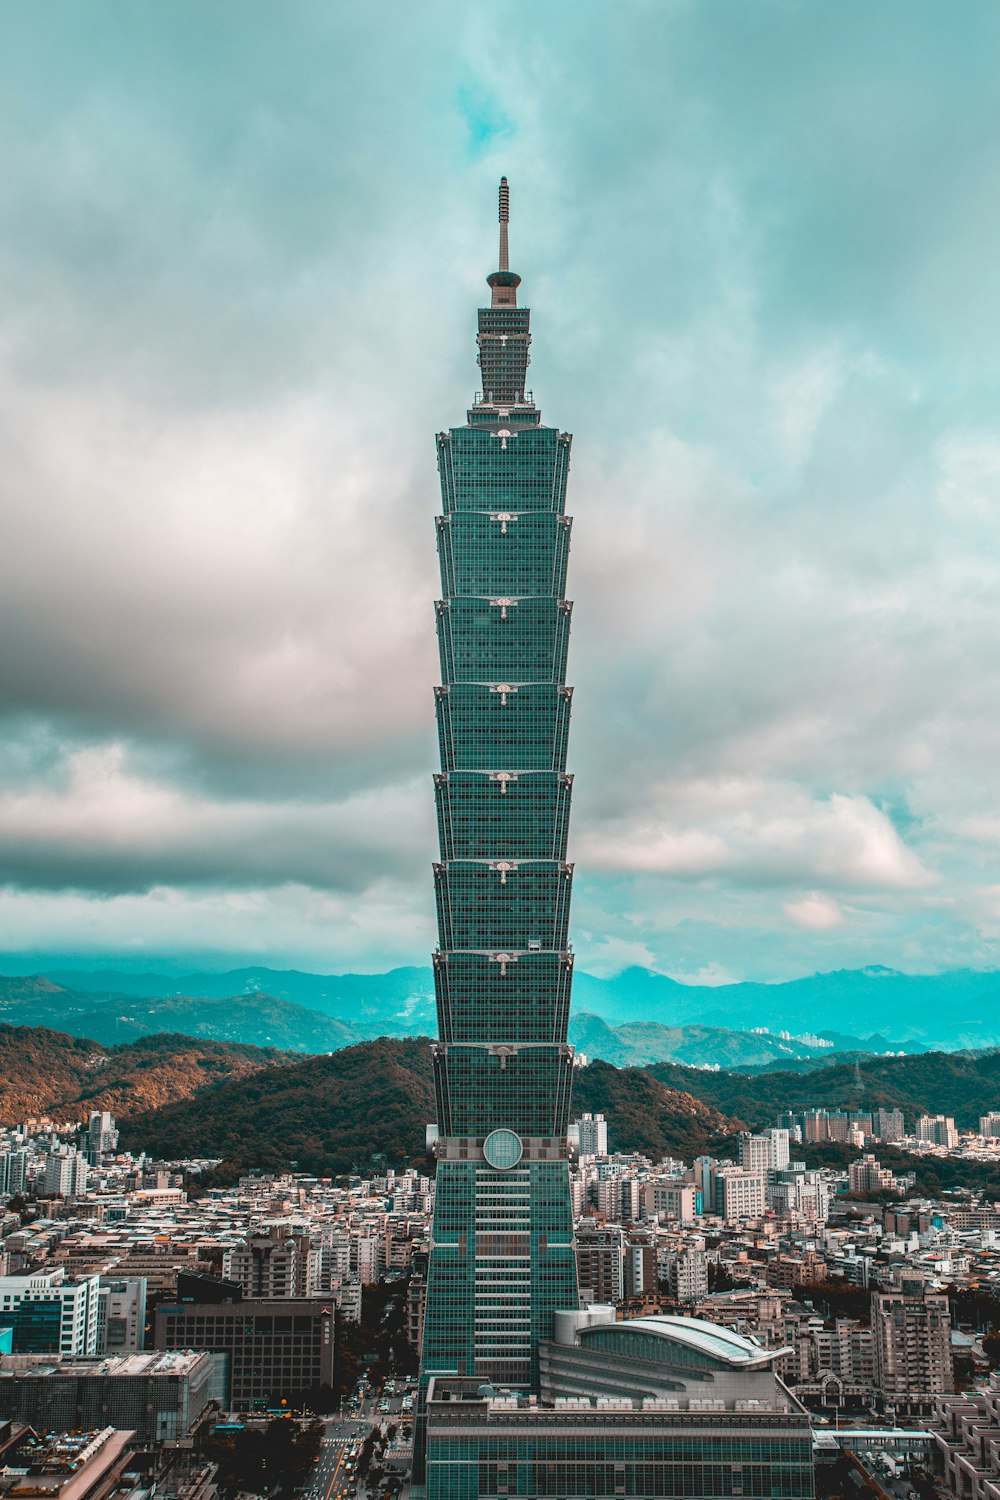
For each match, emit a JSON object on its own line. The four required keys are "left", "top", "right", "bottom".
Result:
{"left": 499, "top": 176, "right": 510, "bottom": 271}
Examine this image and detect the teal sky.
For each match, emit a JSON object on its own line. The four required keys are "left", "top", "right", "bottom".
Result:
{"left": 3, "top": 1, "right": 1000, "bottom": 981}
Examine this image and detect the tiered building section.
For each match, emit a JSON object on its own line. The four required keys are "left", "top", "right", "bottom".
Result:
{"left": 420, "top": 180, "right": 580, "bottom": 1392}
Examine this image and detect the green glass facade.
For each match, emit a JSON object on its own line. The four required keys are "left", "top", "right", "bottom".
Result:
{"left": 424, "top": 1400, "right": 815, "bottom": 1500}
{"left": 420, "top": 186, "right": 580, "bottom": 1397}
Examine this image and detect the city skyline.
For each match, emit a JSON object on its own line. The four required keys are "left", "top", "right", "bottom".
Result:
{"left": 3, "top": 4, "right": 1000, "bottom": 983}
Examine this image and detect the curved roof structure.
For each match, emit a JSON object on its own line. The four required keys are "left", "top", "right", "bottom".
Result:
{"left": 580, "top": 1315, "right": 780, "bottom": 1369}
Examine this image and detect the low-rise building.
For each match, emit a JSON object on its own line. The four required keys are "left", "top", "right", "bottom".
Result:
{"left": 0, "top": 1427, "right": 138, "bottom": 1500}
{"left": 0, "top": 1349, "right": 220, "bottom": 1443}
{"left": 934, "top": 1385, "right": 1000, "bottom": 1500}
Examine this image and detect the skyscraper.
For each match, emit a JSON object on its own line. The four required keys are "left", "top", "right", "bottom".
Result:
{"left": 415, "top": 183, "right": 816, "bottom": 1500}
{"left": 419, "top": 179, "right": 580, "bottom": 1395}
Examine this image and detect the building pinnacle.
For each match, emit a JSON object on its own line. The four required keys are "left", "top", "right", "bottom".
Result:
{"left": 499, "top": 176, "right": 510, "bottom": 271}
{"left": 488, "top": 176, "right": 521, "bottom": 308}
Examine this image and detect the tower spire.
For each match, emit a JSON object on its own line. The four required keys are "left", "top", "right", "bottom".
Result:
{"left": 499, "top": 175, "right": 510, "bottom": 271}
{"left": 487, "top": 176, "right": 521, "bottom": 309}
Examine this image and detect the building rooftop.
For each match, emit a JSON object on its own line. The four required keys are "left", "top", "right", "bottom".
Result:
{"left": 0, "top": 1350, "right": 211, "bottom": 1379}
{"left": 582, "top": 1315, "right": 782, "bottom": 1369}
{"left": 0, "top": 1427, "right": 136, "bottom": 1500}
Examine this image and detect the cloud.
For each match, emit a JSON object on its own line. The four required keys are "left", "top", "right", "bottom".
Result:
{"left": 0, "top": 741, "right": 432, "bottom": 893}
{"left": 0, "top": 2, "right": 999, "bottom": 978}
{"left": 574, "top": 936, "right": 658, "bottom": 981}
{"left": 578, "top": 782, "right": 930, "bottom": 892}
{"left": 784, "top": 894, "right": 844, "bottom": 931}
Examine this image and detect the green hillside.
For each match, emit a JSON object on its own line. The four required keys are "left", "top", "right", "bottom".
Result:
{"left": 647, "top": 1049, "right": 1000, "bottom": 1129}
{"left": 119, "top": 1037, "right": 740, "bottom": 1179}
{"left": 0, "top": 1024, "right": 283, "bottom": 1121}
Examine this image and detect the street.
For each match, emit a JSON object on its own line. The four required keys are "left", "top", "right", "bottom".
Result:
{"left": 301, "top": 1378, "right": 415, "bottom": 1500}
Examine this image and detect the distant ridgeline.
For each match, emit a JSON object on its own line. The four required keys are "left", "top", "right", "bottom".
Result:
{"left": 1, "top": 963, "right": 999, "bottom": 1058}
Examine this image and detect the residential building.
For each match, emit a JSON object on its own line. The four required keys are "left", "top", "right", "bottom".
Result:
{"left": 740, "top": 1129, "right": 790, "bottom": 1175}
{"left": 645, "top": 1181, "right": 698, "bottom": 1223}
{"left": 739, "top": 1133, "right": 773, "bottom": 1175}
{"left": 849, "top": 1154, "right": 899, "bottom": 1195}
{"left": 916, "top": 1115, "right": 959, "bottom": 1149}
{"left": 872, "top": 1271, "right": 954, "bottom": 1417}
{"left": 624, "top": 1230, "right": 658, "bottom": 1298}
{"left": 873, "top": 1108, "right": 906, "bottom": 1143}
{"left": 768, "top": 1167, "right": 829, "bottom": 1222}
{"left": 351, "top": 1231, "right": 385, "bottom": 1284}
{"left": 0, "top": 1150, "right": 27, "bottom": 1198}
{"left": 575, "top": 1113, "right": 608, "bottom": 1156}
{"left": 222, "top": 1227, "right": 319, "bottom": 1298}
{"left": 979, "top": 1114, "right": 1000, "bottom": 1140}
{"left": 86, "top": 1112, "right": 119, "bottom": 1162}
{"left": 574, "top": 1226, "right": 624, "bottom": 1305}
{"left": 43, "top": 1150, "right": 89, "bottom": 1199}
{"left": 666, "top": 1245, "right": 709, "bottom": 1304}
{"left": 714, "top": 1167, "right": 766, "bottom": 1222}
{"left": 934, "top": 1386, "right": 1000, "bottom": 1500}
{"left": 787, "top": 1316, "right": 874, "bottom": 1409}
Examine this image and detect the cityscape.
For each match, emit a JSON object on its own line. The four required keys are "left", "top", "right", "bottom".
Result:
{"left": 4, "top": 8, "right": 1000, "bottom": 1500}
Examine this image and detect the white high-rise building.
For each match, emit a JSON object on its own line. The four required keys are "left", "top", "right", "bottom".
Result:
{"left": 0, "top": 1270, "right": 100, "bottom": 1354}
{"left": 739, "top": 1134, "right": 772, "bottom": 1174}
{"left": 0, "top": 1149, "right": 27, "bottom": 1197}
{"left": 766, "top": 1129, "right": 790, "bottom": 1171}
{"left": 714, "top": 1167, "right": 766, "bottom": 1222}
{"left": 668, "top": 1246, "right": 708, "bottom": 1304}
{"left": 96, "top": 1276, "right": 147, "bottom": 1353}
{"left": 43, "top": 1149, "right": 88, "bottom": 1199}
{"left": 916, "top": 1115, "right": 959, "bottom": 1149}
{"left": 740, "top": 1129, "right": 790, "bottom": 1174}
{"left": 87, "top": 1111, "right": 119, "bottom": 1160}
{"left": 576, "top": 1113, "right": 608, "bottom": 1156}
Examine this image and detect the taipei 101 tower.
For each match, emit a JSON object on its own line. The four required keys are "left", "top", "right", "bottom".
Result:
{"left": 420, "top": 179, "right": 581, "bottom": 1394}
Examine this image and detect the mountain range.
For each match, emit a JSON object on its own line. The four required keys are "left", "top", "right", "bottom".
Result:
{"left": 5, "top": 961, "right": 997, "bottom": 1066}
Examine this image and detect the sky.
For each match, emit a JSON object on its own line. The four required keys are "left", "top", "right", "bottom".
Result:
{"left": 3, "top": 1, "right": 1000, "bottom": 982}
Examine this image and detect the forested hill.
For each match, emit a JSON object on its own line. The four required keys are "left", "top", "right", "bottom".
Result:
{"left": 119, "top": 1040, "right": 740, "bottom": 1178}
{"left": 6, "top": 1021, "right": 1000, "bottom": 1183}
{"left": 647, "top": 1048, "right": 1000, "bottom": 1129}
{"left": 0, "top": 1025, "right": 283, "bottom": 1121}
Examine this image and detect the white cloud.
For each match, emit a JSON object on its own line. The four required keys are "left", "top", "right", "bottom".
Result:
{"left": 783, "top": 893, "right": 844, "bottom": 930}
{"left": 666, "top": 962, "right": 738, "bottom": 987}
{"left": 578, "top": 782, "right": 930, "bottom": 892}
{"left": 575, "top": 935, "right": 657, "bottom": 980}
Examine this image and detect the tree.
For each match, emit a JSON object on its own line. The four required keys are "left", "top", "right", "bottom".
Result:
{"left": 204, "top": 1418, "right": 322, "bottom": 1498}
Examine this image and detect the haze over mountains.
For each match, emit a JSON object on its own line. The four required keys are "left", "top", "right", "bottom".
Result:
{"left": 1, "top": 962, "right": 998, "bottom": 1067}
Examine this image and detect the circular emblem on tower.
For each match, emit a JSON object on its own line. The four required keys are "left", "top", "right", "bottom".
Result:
{"left": 483, "top": 1128, "right": 523, "bottom": 1171}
